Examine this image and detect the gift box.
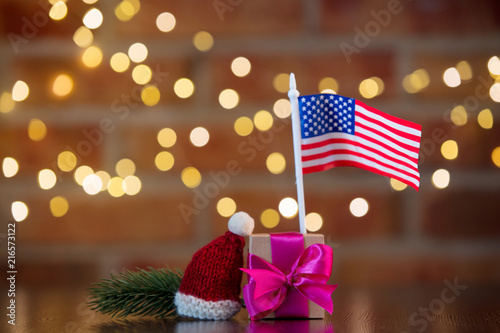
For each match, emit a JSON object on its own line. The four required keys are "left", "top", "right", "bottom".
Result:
{"left": 242, "top": 232, "right": 337, "bottom": 320}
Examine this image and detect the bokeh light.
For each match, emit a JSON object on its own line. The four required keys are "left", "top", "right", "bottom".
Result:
{"left": 157, "top": 128, "right": 177, "bottom": 148}
{"left": 217, "top": 197, "right": 237, "bottom": 217}
{"left": 190, "top": 127, "right": 210, "bottom": 147}
{"left": 266, "top": 152, "right": 286, "bottom": 174}
{"left": 83, "top": 174, "right": 102, "bottom": 195}
{"left": 219, "top": 89, "right": 239, "bottom": 109}
{"left": 278, "top": 197, "right": 298, "bottom": 219}
{"left": 318, "top": 77, "right": 339, "bottom": 94}
{"left": 95, "top": 171, "right": 111, "bottom": 192}
{"left": 0, "top": 92, "right": 15, "bottom": 113}
{"left": 74, "top": 165, "right": 94, "bottom": 186}
{"left": 432, "top": 169, "right": 450, "bottom": 189}
{"left": 110, "top": 52, "right": 130, "bottom": 73}
{"left": 487, "top": 56, "right": 500, "bottom": 76}
{"left": 141, "top": 85, "right": 161, "bottom": 106}
{"left": 12, "top": 201, "right": 28, "bottom": 222}
{"left": 83, "top": 8, "right": 103, "bottom": 29}
{"left": 82, "top": 46, "right": 103, "bottom": 68}
{"left": 128, "top": 43, "right": 148, "bottom": 63}
{"left": 132, "top": 64, "right": 152, "bottom": 85}
{"left": 456, "top": 61, "right": 473, "bottom": 81}
{"left": 260, "top": 208, "right": 280, "bottom": 228}
{"left": 49, "top": 1, "right": 68, "bottom": 21}
{"left": 155, "top": 151, "right": 175, "bottom": 171}
{"left": 231, "top": 57, "right": 251, "bottom": 77}
{"left": 491, "top": 147, "right": 500, "bottom": 168}
{"left": 115, "top": 0, "right": 137, "bottom": 22}
{"left": 52, "top": 74, "right": 73, "bottom": 97}
{"left": 490, "top": 83, "right": 500, "bottom": 102}
{"left": 156, "top": 12, "right": 176, "bottom": 32}
{"left": 12, "top": 80, "right": 29, "bottom": 102}
{"left": 73, "top": 26, "right": 93, "bottom": 48}
{"left": 402, "top": 69, "right": 430, "bottom": 94}
{"left": 123, "top": 175, "right": 141, "bottom": 195}
{"left": 254, "top": 110, "right": 273, "bottom": 131}
{"left": 478, "top": 109, "right": 493, "bottom": 129}
{"left": 273, "top": 73, "right": 289, "bottom": 93}
{"left": 108, "top": 177, "right": 125, "bottom": 197}
{"left": 350, "top": 198, "right": 369, "bottom": 217}
{"left": 450, "top": 105, "right": 467, "bottom": 126}
{"left": 234, "top": 117, "right": 253, "bottom": 136}
{"left": 174, "top": 78, "right": 195, "bottom": 98}
{"left": 443, "top": 67, "right": 461, "bottom": 87}
{"left": 38, "top": 169, "right": 57, "bottom": 190}
{"left": 390, "top": 178, "right": 407, "bottom": 191}
{"left": 441, "top": 140, "right": 458, "bottom": 160}
{"left": 193, "top": 31, "right": 214, "bottom": 52}
{"left": 3, "top": 157, "right": 19, "bottom": 178}
{"left": 50, "top": 196, "right": 69, "bottom": 217}
{"left": 359, "top": 77, "right": 383, "bottom": 99}
{"left": 57, "top": 151, "right": 77, "bottom": 172}
{"left": 115, "top": 158, "right": 135, "bottom": 178}
{"left": 273, "top": 99, "right": 291, "bottom": 118}
{"left": 28, "top": 118, "right": 47, "bottom": 141}
{"left": 181, "top": 167, "right": 202, "bottom": 188}
{"left": 305, "top": 212, "right": 323, "bottom": 232}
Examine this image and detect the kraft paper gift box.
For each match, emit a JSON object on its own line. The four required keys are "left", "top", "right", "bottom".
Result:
{"left": 243, "top": 232, "right": 335, "bottom": 320}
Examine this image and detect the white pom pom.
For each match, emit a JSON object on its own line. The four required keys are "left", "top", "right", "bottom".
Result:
{"left": 228, "top": 212, "right": 254, "bottom": 237}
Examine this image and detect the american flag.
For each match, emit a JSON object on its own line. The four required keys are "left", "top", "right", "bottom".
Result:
{"left": 298, "top": 93, "right": 421, "bottom": 190}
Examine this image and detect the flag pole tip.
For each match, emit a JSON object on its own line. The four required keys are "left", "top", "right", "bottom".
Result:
{"left": 289, "top": 73, "right": 296, "bottom": 90}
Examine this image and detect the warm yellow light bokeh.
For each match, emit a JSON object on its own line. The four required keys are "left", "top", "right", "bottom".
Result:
{"left": 432, "top": 169, "right": 450, "bottom": 189}
{"left": 128, "top": 43, "right": 148, "bottom": 63}
{"left": 3, "top": 157, "right": 19, "bottom": 178}
{"left": 174, "top": 78, "right": 195, "bottom": 98}
{"left": 231, "top": 57, "right": 251, "bottom": 77}
{"left": 273, "top": 73, "right": 289, "bottom": 93}
{"left": 157, "top": 12, "right": 176, "bottom": 32}
{"left": 450, "top": 105, "right": 467, "bottom": 126}
{"left": 95, "top": 170, "right": 111, "bottom": 192}
{"left": 52, "top": 74, "right": 73, "bottom": 97}
{"left": 305, "top": 212, "right": 323, "bottom": 232}
{"left": 478, "top": 109, "right": 493, "bottom": 129}
{"left": 359, "top": 77, "right": 382, "bottom": 99}
{"left": 115, "top": 158, "right": 136, "bottom": 178}
{"left": 50, "top": 196, "right": 69, "bottom": 217}
{"left": 12, "top": 201, "right": 29, "bottom": 222}
{"left": 261, "top": 208, "right": 280, "bottom": 228}
{"left": 390, "top": 178, "right": 407, "bottom": 191}
{"left": 83, "top": 8, "right": 103, "bottom": 29}
{"left": 487, "top": 56, "right": 500, "bottom": 76}
{"left": 110, "top": 52, "right": 130, "bottom": 73}
{"left": 318, "top": 77, "right": 339, "bottom": 94}
{"left": 181, "top": 167, "right": 202, "bottom": 188}
{"left": 122, "top": 175, "right": 141, "bottom": 195}
{"left": 456, "top": 61, "right": 473, "bottom": 81}
{"left": 38, "top": 169, "right": 57, "bottom": 190}
{"left": 108, "top": 177, "right": 125, "bottom": 197}
{"left": 132, "top": 64, "right": 152, "bottom": 85}
{"left": 74, "top": 165, "right": 94, "bottom": 186}
{"left": 0, "top": 92, "right": 15, "bottom": 113}
{"left": 441, "top": 140, "right": 459, "bottom": 160}
{"left": 12, "top": 80, "right": 29, "bottom": 102}
{"left": 217, "top": 197, "right": 237, "bottom": 217}
{"left": 141, "top": 85, "right": 161, "bottom": 106}
{"left": 254, "top": 110, "right": 273, "bottom": 131}
{"left": 83, "top": 174, "right": 103, "bottom": 195}
{"left": 82, "top": 46, "right": 103, "bottom": 68}
{"left": 234, "top": 117, "right": 253, "bottom": 136}
{"left": 491, "top": 147, "right": 500, "bottom": 168}
{"left": 279, "top": 197, "right": 298, "bottom": 219}
{"left": 49, "top": 1, "right": 68, "bottom": 20}
{"left": 273, "top": 98, "right": 291, "bottom": 118}
{"left": 193, "top": 31, "right": 214, "bottom": 52}
{"left": 28, "top": 118, "right": 47, "bottom": 141}
{"left": 219, "top": 89, "right": 239, "bottom": 109}
{"left": 57, "top": 151, "right": 77, "bottom": 172}
{"left": 73, "top": 26, "right": 93, "bottom": 48}
{"left": 155, "top": 151, "right": 175, "bottom": 171}
{"left": 443, "top": 67, "right": 460, "bottom": 87}
{"left": 350, "top": 197, "right": 369, "bottom": 217}
{"left": 266, "top": 152, "right": 286, "bottom": 174}
{"left": 157, "top": 128, "right": 177, "bottom": 148}
{"left": 190, "top": 127, "right": 210, "bottom": 147}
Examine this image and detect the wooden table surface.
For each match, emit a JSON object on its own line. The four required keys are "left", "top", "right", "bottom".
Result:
{"left": 3, "top": 284, "right": 500, "bottom": 332}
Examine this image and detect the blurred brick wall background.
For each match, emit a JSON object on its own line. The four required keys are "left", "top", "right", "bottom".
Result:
{"left": 1, "top": 0, "right": 500, "bottom": 289}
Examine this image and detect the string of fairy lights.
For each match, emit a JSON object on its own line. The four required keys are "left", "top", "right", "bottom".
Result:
{"left": 1, "top": 0, "right": 499, "bottom": 232}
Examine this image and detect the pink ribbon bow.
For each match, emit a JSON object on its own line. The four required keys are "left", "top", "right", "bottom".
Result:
{"left": 241, "top": 243, "right": 337, "bottom": 320}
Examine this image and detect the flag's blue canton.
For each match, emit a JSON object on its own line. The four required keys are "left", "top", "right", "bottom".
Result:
{"left": 298, "top": 94, "right": 355, "bottom": 139}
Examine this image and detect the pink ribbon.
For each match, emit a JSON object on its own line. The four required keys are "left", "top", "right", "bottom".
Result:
{"left": 241, "top": 235, "right": 337, "bottom": 320}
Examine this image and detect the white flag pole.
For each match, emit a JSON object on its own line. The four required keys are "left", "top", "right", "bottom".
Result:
{"left": 288, "top": 73, "right": 307, "bottom": 234}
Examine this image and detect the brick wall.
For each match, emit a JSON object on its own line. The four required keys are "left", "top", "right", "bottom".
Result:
{"left": 1, "top": 0, "right": 500, "bottom": 288}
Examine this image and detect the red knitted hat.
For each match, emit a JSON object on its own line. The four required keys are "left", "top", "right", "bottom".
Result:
{"left": 174, "top": 212, "right": 254, "bottom": 320}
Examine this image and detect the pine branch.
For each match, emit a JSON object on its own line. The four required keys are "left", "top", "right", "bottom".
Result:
{"left": 87, "top": 267, "right": 183, "bottom": 319}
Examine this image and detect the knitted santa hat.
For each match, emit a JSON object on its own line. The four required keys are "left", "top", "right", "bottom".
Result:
{"left": 174, "top": 212, "right": 254, "bottom": 320}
